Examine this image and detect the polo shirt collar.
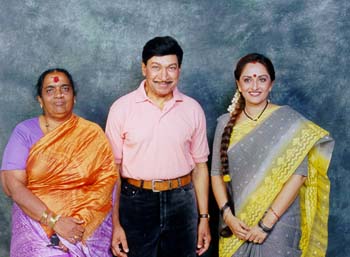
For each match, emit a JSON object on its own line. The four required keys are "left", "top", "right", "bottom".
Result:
{"left": 135, "top": 80, "right": 183, "bottom": 103}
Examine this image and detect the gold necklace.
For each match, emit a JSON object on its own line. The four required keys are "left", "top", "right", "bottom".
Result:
{"left": 243, "top": 101, "right": 269, "bottom": 121}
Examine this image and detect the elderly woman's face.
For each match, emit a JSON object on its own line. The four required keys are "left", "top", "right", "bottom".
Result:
{"left": 38, "top": 71, "right": 75, "bottom": 121}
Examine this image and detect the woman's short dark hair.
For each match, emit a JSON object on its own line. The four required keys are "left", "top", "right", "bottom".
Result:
{"left": 142, "top": 36, "right": 183, "bottom": 67}
{"left": 234, "top": 53, "right": 275, "bottom": 81}
{"left": 36, "top": 68, "right": 76, "bottom": 97}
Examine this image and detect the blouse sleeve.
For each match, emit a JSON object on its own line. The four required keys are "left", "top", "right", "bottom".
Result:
{"left": 1, "top": 127, "right": 30, "bottom": 170}
{"left": 1, "top": 120, "right": 42, "bottom": 171}
{"left": 210, "top": 114, "right": 230, "bottom": 176}
{"left": 294, "top": 156, "right": 308, "bottom": 176}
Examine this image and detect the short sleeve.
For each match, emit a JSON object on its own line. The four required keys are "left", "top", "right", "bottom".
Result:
{"left": 105, "top": 102, "right": 125, "bottom": 164}
{"left": 210, "top": 114, "right": 230, "bottom": 176}
{"left": 190, "top": 105, "right": 210, "bottom": 163}
{"left": 294, "top": 156, "right": 308, "bottom": 176}
{"left": 1, "top": 119, "right": 42, "bottom": 171}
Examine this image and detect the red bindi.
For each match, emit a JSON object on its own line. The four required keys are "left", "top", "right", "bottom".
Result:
{"left": 253, "top": 74, "right": 257, "bottom": 77}
{"left": 53, "top": 76, "right": 59, "bottom": 82}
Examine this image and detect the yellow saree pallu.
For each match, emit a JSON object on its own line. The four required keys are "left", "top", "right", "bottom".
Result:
{"left": 215, "top": 106, "right": 334, "bottom": 257}
{"left": 26, "top": 115, "right": 118, "bottom": 242}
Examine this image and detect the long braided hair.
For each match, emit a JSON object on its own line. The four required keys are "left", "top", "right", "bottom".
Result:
{"left": 220, "top": 53, "right": 275, "bottom": 177}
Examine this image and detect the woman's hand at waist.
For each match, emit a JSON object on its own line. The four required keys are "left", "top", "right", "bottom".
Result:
{"left": 223, "top": 208, "right": 250, "bottom": 240}
{"left": 1, "top": 170, "right": 85, "bottom": 246}
{"left": 53, "top": 216, "right": 85, "bottom": 244}
{"left": 245, "top": 225, "right": 268, "bottom": 244}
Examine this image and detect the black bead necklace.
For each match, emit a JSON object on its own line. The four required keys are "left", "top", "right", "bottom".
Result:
{"left": 43, "top": 115, "right": 51, "bottom": 132}
{"left": 243, "top": 101, "right": 269, "bottom": 121}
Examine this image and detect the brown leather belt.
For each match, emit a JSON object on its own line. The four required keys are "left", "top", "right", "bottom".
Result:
{"left": 125, "top": 174, "right": 192, "bottom": 192}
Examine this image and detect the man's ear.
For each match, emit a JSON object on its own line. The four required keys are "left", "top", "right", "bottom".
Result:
{"left": 141, "top": 62, "right": 146, "bottom": 77}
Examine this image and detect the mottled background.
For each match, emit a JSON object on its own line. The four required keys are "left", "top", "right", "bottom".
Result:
{"left": 0, "top": 1, "right": 348, "bottom": 256}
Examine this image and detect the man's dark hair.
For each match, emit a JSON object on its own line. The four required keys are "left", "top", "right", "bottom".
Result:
{"left": 142, "top": 36, "right": 183, "bottom": 67}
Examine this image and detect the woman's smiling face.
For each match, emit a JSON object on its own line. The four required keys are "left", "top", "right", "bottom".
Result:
{"left": 236, "top": 62, "right": 273, "bottom": 107}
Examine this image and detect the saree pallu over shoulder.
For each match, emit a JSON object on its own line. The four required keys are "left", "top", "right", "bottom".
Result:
{"left": 26, "top": 115, "right": 118, "bottom": 241}
{"left": 219, "top": 106, "right": 334, "bottom": 257}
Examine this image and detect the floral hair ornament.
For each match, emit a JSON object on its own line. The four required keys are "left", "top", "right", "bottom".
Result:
{"left": 53, "top": 76, "right": 59, "bottom": 83}
{"left": 227, "top": 90, "right": 241, "bottom": 114}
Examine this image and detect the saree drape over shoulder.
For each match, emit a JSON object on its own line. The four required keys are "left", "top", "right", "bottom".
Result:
{"left": 211, "top": 106, "right": 334, "bottom": 257}
{"left": 12, "top": 115, "right": 118, "bottom": 257}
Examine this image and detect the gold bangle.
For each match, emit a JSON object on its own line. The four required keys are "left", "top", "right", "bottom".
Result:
{"left": 48, "top": 214, "right": 61, "bottom": 229}
{"left": 40, "top": 210, "right": 49, "bottom": 225}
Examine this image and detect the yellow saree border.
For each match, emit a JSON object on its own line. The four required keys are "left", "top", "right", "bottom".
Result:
{"left": 219, "top": 120, "right": 333, "bottom": 257}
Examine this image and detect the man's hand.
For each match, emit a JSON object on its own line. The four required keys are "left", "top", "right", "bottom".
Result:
{"left": 196, "top": 218, "right": 211, "bottom": 256}
{"left": 111, "top": 224, "right": 129, "bottom": 257}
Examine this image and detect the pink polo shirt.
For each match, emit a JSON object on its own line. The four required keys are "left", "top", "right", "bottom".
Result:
{"left": 105, "top": 80, "right": 209, "bottom": 180}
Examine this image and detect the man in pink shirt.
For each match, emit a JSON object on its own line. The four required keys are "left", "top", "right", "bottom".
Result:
{"left": 106, "top": 36, "right": 211, "bottom": 257}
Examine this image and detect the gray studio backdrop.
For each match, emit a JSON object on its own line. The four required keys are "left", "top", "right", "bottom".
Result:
{"left": 0, "top": 1, "right": 348, "bottom": 257}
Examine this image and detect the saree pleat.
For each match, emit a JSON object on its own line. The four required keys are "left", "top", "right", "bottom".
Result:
{"left": 216, "top": 106, "right": 334, "bottom": 257}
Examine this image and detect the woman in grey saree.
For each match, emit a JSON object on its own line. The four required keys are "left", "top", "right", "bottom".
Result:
{"left": 211, "top": 53, "right": 334, "bottom": 257}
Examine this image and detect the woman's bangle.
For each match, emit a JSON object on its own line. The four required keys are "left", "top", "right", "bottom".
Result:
{"left": 269, "top": 207, "right": 280, "bottom": 220}
{"left": 48, "top": 214, "right": 61, "bottom": 229}
{"left": 258, "top": 220, "right": 273, "bottom": 233}
{"left": 40, "top": 210, "right": 49, "bottom": 225}
{"left": 220, "top": 202, "right": 231, "bottom": 217}
{"left": 222, "top": 208, "right": 232, "bottom": 223}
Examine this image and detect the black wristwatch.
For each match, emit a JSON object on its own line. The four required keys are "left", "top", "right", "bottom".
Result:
{"left": 199, "top": 213, "right": 210, "bottom": 220}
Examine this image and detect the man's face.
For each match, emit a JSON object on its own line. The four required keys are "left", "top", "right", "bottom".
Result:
{"left": 142, "top": 54, "right": 181, "bottom": 101}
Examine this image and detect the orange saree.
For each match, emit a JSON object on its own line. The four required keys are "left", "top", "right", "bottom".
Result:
{"left": 26, "top": 114, "right": 118, "bottom": 241}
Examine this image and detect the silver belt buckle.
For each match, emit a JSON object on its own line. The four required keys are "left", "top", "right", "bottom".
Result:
{"left": 152, "top": 179, "right": 163, "bottom": 192}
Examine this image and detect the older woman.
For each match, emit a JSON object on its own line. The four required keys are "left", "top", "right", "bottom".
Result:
{"left": 211, "top": 53, "right": 334, "bottom": 257}
{"left": 1, "top": 68, "right": 118, "bottom": 257}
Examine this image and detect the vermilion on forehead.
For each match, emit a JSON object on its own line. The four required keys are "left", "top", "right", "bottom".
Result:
{"left": 45, "top": 73, "right": 68, "bottom": 84}
{"left": 242, "top": 73, "right": 268, "bottom": 77}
